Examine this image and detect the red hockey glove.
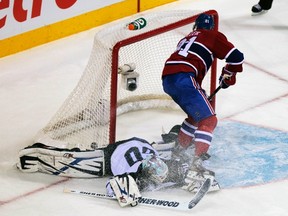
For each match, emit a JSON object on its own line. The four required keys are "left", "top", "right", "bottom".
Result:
{"left": 219, "top": 67, "right": 236, "bottom": 89}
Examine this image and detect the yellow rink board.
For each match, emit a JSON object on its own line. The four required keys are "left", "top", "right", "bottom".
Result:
{"left": 0, "top": 0, "right": 176, "bottom": 58}
{"left": 139, "top": 0, "right": 176, "bottom": 11}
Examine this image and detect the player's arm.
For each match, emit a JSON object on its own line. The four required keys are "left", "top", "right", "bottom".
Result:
{"left": 219, "top": 47, "right": 244, "bottom": 88}
{"left": 17, "top": 143, "right": 105, "bottom": 178}
{"left": 214, "top": 32, "right": 244, "bottom": 89}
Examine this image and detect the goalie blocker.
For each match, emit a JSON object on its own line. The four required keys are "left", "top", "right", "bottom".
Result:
{"left": 109, "top": 174, "right": 141, "bottom": 207}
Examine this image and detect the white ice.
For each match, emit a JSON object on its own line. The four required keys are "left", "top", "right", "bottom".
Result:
{"left": 0, "top": 0, "right": 288, "bottom": 215}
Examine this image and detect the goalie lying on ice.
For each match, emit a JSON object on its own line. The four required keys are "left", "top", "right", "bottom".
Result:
{"left": 17, "top": 135, "right": 220, "bottom": 207}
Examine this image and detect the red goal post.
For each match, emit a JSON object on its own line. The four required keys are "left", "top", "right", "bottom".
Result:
{"left": 35, "top": 9, "right": 219, "bottom": 149}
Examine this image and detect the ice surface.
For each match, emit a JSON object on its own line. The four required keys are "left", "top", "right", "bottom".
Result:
{"left": 0, "top": 0, "right": 288, "bottom": 215}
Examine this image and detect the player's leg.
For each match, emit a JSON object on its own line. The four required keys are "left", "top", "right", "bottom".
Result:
{"left": 163, "top": 72, "right": 220, "bottom": 192}
{"left": 178, "top": 117, "right": 198, "bottom": 148}
{"left": 162, "top": 73, "right": 199, "bottom": 160}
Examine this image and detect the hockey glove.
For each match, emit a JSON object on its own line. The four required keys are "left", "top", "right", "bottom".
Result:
{"left": 219, "top": 67, "right": 236, "bottom": 89}
{"left": 109, "top": 174, "right": 141, "bottom": 207}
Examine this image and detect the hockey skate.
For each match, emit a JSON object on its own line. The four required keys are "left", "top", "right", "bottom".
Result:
{"left": 182, "top": 153, "right": 220, "bottom": 193}
{"left": 251, "top": 4, "right": 268, "bottom": 16}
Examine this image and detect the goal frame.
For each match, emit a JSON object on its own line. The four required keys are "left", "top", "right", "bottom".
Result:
{"left": 110, "top": 9, "right": 219, "bottom": 143}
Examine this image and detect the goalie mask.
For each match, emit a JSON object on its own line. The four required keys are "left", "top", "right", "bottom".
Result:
{"left": 141, "top": 155, "right": 168, "bottom": 184}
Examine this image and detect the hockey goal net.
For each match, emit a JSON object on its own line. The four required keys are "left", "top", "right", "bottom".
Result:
{"left": 35, "top": 9, "right": 219, "bottom": 149}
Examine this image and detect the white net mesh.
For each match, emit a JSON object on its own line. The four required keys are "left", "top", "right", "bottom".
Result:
{"left": 35, "top": 10, "right": 217, "bottom": 149}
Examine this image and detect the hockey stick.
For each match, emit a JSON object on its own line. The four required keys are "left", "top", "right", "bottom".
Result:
{"left": 208, "top": 73, "right": 234, "bottom": 102}
{"left": 208, "top": 85, "right": 221, "bottom": 102}
{"left": 63, "top": 178, "right": 211, "bottom": 211}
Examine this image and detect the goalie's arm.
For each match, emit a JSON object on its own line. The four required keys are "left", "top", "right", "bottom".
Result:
{"left": 17, "top": 143, "right": 105, "bottom": 178}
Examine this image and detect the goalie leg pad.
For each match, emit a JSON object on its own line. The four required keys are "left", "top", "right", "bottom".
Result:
{"left": 17, "top": 143, "right": 105, "bottom": 178}
{"left": 182, "top": 175, "right": 220, "bottom": 193}
{"left": 151, "top": 140, "right": 176, "bottom": 160}
{"left": 109, "top": 174, "right": 141, "bottom": 207}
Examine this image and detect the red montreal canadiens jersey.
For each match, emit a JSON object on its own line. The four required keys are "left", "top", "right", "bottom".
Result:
{"left": 162, "top": 29, "right": 240, "bottom": 85}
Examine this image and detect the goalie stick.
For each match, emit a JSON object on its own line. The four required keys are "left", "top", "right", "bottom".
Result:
{"left": 63, "top": 178, "right": 211, "bottom": 210}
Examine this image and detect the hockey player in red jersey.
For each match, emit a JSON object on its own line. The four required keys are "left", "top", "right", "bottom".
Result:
{"left": 162, "top": 13, "right": 244, "bottom": 192}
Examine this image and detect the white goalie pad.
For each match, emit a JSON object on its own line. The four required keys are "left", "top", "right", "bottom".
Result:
{"left": 109, "top": 174, "right": 141, "bottom": 207}
{"left": 151, "top": 141, "right": 176, "bottom": 160}
{"left": 17, "top": 143, "right": 105, "bottom": 178}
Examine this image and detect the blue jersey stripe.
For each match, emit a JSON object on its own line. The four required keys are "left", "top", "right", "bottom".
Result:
{"left": 188, "top": 42, "right": 213, "bottom": 71}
